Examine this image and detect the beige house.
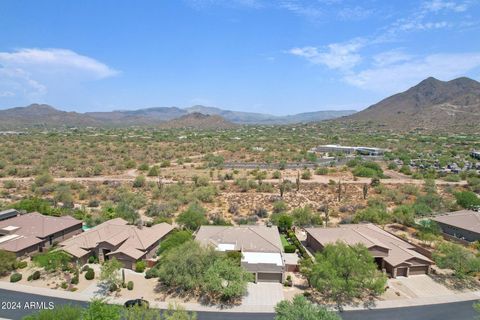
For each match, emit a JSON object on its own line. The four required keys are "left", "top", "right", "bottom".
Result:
{"left": 0, "top": 212, "right": 82, "bottom": 257}
{"left": 60, "top": 218, "right": 173, "bottom": 269}
{"left": 432, "top": 210, "right": 480, "bottom": 242}
{"left": 195, "top": 225, "right": 285, "bottom": 283}
{"left": 306, "top": 223, "right": 433, "bottom": 278}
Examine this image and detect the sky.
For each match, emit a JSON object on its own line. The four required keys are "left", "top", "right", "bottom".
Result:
{"left": 0, "top": 0, "right": 479, "bottom": 115}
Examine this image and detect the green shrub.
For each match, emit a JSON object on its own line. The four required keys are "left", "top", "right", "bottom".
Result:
{"left": 135, "top": 260, "right": 147, "bottom": 273}
{"left": 353, "top": 166, "right": 378, "bottom": 178}
{"left": 85, "top": 268, "right": 95, "bottom": 280}
{"left": 109, "top": 282, "right": 118, "bottom": 292}
{"left": 145, "top": 267, "right": 159, "bottom": 279}
{"left": 138, "top": 163, "right": 149, "bottom": 171}
{"left": 301, "top": 170, "right": 311, "bottom": 180}
{"left": 29, "top": 270, "right": 41, "bottom": 281}
{"left": 127, "top": 281, "right": 134, "bottom": 290}
{"left": 88, "top": 256, "right": 96, "bottom": 264}
{"left": 148, "top": 166, "right": 159, "bottom": 177}
{"left": 61, "top": 282, "right": 68, "bottom": 289}
{"left": 33, "top": 250, "right": 71, "bottom": 272}
{"left": 315, "top": 167, "right": 329, "bottom": 175}
{"left": 17, "top": 261, "right": 28, "bottom": 269}
{"left": 284, "top": 245, "right": 296, "bottom": 253}
{"left": 71, "top": 275, "right": 79, "bottom": 285}
{"left": 133, "top": 175, "right": 146, "bottom": 188}
{"left": 455, "top": 191, "right": 480, "bottom": 209}
{"left": 10, "top": 273, "right": 22, "bottom": 282}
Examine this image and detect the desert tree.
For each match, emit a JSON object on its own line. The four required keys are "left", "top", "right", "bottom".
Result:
{"left": 275, "top": 295, "right": 340, "bottom": 320}
{"left": 307, "top": 242, "right": 387, "bottom": 311}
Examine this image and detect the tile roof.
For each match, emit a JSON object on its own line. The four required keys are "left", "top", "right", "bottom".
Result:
{"left": 0, "top": 235, "right": 43, "bottom": 252}
{"left": 0, "top": 212, "right": 82, "bottom": 252}
{"left": 60, "top": 218, "right": 173, "bottom": 259}
{"left": 195, "top": 225, "right": 283, "bottom": 253}
{"left": 432, "top": 210, "right": 480, "bottom": 234}
{"left": 306, "top": 224, "right": 432, "bottom": 267}
{"left": 0, "top": 212, "right": 82, "bottom": 238}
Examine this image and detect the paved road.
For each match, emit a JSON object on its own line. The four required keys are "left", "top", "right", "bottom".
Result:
{"left": 342, "top": 300, "right": 477, "bottom": 320}
{"left": 0, "top": 289, "right": 477, "bottom": 320}
{"left": 0, "top": 289, "right": 272, "bottom": 320}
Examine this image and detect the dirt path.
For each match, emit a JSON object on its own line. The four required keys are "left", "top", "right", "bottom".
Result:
{"left": 0, "top": 174, "right": 467, "bottom": 186}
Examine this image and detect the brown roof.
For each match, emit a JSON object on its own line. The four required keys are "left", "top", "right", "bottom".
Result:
{"left": 306, "top": 224, "right": 432, "bottom": 267}
{"left": 0, "top": 235, "right": 43, "bottom": 252}
{"left": 0, "top": 212, "right": 82, "bottom": 238}
{"left": 60, "top": 218, "right": 174, "bottom": 259}
{"left": 195, "top": 225, "right": 283, "bottom": 253}
{"left": 432, "top": 210, "right": 480, "bottom": 234}
{"left": 0, "top": 212, "right": 82, "bottom": 252}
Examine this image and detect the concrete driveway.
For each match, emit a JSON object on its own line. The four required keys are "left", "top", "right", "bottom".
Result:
{"left": 242, "top": 283, "right": 284, "bottom": 307}
{"left": 388, "top": 275, "right": 454, "bottom": 298}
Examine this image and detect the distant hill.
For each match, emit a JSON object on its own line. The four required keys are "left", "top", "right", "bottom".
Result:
{"left": 184, "top": 105, "right": 356, "bottom": 124}
{"left": 158, "top": 112, "right": 236, "bottom": 129}
{"left": 0, "top": 104, "right": 355, "bottom": 129}
{"left": 345, "top": 77, "right": 480, "bottom": 131}
{"left": 0, "top": 104, "right": 101, "bottom": 128}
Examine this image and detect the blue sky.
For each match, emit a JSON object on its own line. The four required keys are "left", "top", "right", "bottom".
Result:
{"left": 0, "top": 0, "right": 479, "bottom": 114}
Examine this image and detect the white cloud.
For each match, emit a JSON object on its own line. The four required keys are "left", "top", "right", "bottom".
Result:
{"left": 0, "top": 66, "right": 47, "bottom": 99}
{"left": 344, "top": 52, "right": 480, "bottom": 93}
{"left": 423, "top": 0, "right": 469, "bottom": 12}
{"left": 338, "top": 6, "right": 373, "bottom": 21}
{"left": 0, "top": 48, "right": 118, "bottom": 102}
{"left": 373, "top": 50, "right": 413, "bottom": 67}
{"left": 0, "top": 48, "right": 118, "bottom": 79}
{"left": 279, "top": 0, "right": 323, "bottom": 19}
{"left": 289, "top": 39, "right": 364, "bottom": 70}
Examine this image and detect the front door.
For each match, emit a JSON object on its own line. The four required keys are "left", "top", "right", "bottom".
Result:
{"left": 102, "top": 249, "right": 111, "bottom": 261}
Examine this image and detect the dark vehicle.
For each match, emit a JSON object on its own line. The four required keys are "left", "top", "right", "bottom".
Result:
{"left": 124, "top": 299, "right": 150, "bottom": 308}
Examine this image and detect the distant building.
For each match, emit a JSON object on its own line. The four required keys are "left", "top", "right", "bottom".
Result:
{"left": 195, "top": 225, "right": 285, "bottom": 283}
{"left": 432, "top": 210, "right": 480, "bottom": 242}
{"left": 0, "top": 212, "right": 82, "bottom": 257}
{"left": 310, "top": 144, "right": 387, "bottom": 156}
{"left": 60, "top": 218, "right": 174, "bottom": 269}
{"left": 472, "top": 151, "right": 480, "bottom": 160}
{"left": 0, "top": 131, "right": 26, "bottom": 135}
{"left": 306, "top": 224, "right": 433, "bottom": 278}
{"left": 355, "top": 147, "right": 387, "bottom": 156}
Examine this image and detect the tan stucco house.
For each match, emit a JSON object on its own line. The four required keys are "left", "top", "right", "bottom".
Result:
{"left": 432, "top": 210, "right": 480, "bottom": 242}
{"left": 306, "top": 223, "right": 433, "bottom": 278}
{"left": 195, "top": 225, "right": 285, "bottom": 283}
{"left": 59, "top": 218, "right": 173, "bottom": 269}
{"left": 0, "top": 212, "right": 82, "bottom": 257}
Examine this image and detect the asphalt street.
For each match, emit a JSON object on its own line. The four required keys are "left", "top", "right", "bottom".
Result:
{"left": 0, "top": 288, "right": 477, "bottom": 320}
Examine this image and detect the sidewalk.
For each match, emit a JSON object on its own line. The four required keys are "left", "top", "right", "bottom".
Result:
{"left": 344, "top": 291, "right": 480, "bottom": 311}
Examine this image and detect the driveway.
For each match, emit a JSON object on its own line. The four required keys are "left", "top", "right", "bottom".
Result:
{"left": 242, "top": 283, "right": 284, "bottom": 307}
{"left": 388, "top": 275, "right": 454, "bottom": 298}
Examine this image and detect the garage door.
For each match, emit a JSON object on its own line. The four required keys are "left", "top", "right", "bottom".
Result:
{"left": 409, "top": 266, "right": 428, "bottom": 275}
{"left": 257, "top": 273, "right": 282, "bottom": 283}
{"left": 396, "top": 267, "right": 408, "bottom": 277}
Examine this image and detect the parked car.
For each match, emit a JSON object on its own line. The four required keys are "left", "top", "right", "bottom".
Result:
{"left": 124, "top": 299, "right": 150, "bottom": 308}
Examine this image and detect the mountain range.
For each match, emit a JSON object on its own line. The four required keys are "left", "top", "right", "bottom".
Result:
{"left": 0, "top": 104, "right": 355, "bottom": 129}
{"left": 1, "top": 76, "right": 479, "bottom": 131}
{"left": 344, "top": 76, "right": 480, "bottom": 131}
